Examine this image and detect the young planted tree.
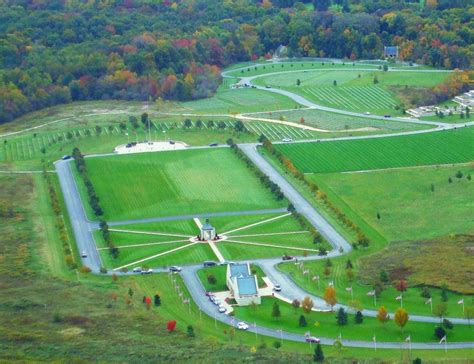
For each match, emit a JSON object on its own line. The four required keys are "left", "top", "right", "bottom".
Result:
{"left": 299, "top": 314, "right": 307, "bottom": 327}
{"left": 302, "top": 296, "right": 314, "bottom": 314}
{"left": 323, "top": 286, "right": 337, "bottom": 311}
{"left": 376, "top": 305, "right": 390, "bottom": 326}
{"left": 272, "top": 301, "right": 281, "bottom": 321}
{"left": 394, "top": 308, "right": 409, "bottom": 331}
{"left": 336, "top": 307, "right": 348, "bottom": 326}
{"left": 292, "top": 299, "right": 300, "bottom": 314}
{"left": 434, "top": 303, "right": 448, "bottom": 323}
{"left": 355, "top": 310, "right": 364, "bottom": 324}
{"left": 313, "top": 343, "right": 324, "bottom": 362}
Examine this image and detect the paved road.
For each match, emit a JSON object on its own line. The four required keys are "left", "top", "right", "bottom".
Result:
{"left": 55, "top": 159, "right": 103, "bottom": 273}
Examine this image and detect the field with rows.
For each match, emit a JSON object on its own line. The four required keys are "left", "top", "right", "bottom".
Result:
{"left": 274, "top": 127, "right": 474, "bottom": 173}
{"left": 253, "top": 70, "right": 449, "bottom": 115}
{"left": 248, "top": 108, "right": 430, "bottom": 132}
{"left": 84, "top": 148, "right": 286, "bottom": 221}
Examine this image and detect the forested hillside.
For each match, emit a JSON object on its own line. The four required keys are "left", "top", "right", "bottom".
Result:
{"left": 1, "top": 0, "right": 473, "bottom": 123}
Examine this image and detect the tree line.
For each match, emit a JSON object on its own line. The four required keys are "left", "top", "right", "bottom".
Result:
{"left": 261, "top": 136, "right": 370, "bottom": 248}
{"left": 1, "top": 0, "right": 473, "bottom": 123}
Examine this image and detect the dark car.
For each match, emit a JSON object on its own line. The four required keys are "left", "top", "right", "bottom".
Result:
{"left": 209, "top": 143, "right": 218, "bottom": 147}
{"left": 305, "top": 336, "right": 320, "bottom": 343}
{"left": 282, "top": 254, "right": 294, "bottom": 261}
{"left": 169, "top": 266, "right": 182, "bottom": 272}
{"left": 169, "top": 140, "right": 175, "bottom": 145}
{"left": 61, "top": 155, "right": 72, "bottom": 160}
{"left": 203, "top": 261, "right": 217, "bottom": 267}
{"left": 384, "top": 114, "right": 391, "bottom": 118}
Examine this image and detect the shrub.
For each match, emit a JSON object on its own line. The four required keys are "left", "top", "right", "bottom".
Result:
{"left": 443, "top": 319, "right": 454, "bottom": 330}
{"left": 273, "top": 341, "right": 281, "bottom": 349}
{"left": 434, "top": 326, "right": 446, "bottom": 340}
{"left": 207, "top": 274, "right": 217, "bottom": 285}
{"left": 80, "top": 266, "right": 91, "bottom": 273}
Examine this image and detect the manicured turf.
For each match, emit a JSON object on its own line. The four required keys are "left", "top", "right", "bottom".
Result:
{"left": 310, "top": 166, "right": 474, "bottom": 241}
{"left": 95, "top": 231, "right": 189, "bottom": 248}
{"left": 85, "top": 148, "right": 286, "bottom": 221}
{"left": 274, "top": 127, "right": 474, "bottom": 173}
{"left": 233, "top": 297, "right": 472, "bottom": 343}
{"left": 178, "top": 87, "right": 299, "bottom": 113}
{"left": 253, "top": 70, "right": 449, "bottom": 115}
{"left": 112, "top": 219, "right": 199, "bottom": 236}
{"left": 217, "top": 241, "right": 312, "bottom": 261}
{"left": 249, "top": 108, "right": 430, "bottom": 132}
{"left": 225, "top": 213, "right": 306, "bottom": 236}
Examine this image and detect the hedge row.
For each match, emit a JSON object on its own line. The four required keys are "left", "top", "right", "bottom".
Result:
{"left": 43, "top": 166, "right": 76, "bottom": 269}
{"left": 72, "top": 148, "right": 103, "bottom": 217}
{"left": 71, "top": 148, "right": 119, "bottom": 258}
{"left": 261, "top": 137, "right": 370, "bottom": 248}
{"left": 99, "top": 220, "right": 119, "bottom": 259}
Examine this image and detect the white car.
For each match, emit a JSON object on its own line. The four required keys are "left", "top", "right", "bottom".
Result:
{"left": 237, "top": 322, "right": 249, "bottom": 330}
{"left": 218, "top": 305, "right": 226, "bottom": 313}
{"left": 81, "top": 251, "right": 87, "bottom": 258}
{"left": 169, "top": 266, "right": 182, "bottom": 272}
{"left": 141, "top": 268, "right": 153, "bottom": 274}
{"left": 364, "top": 111, "right": 371, "bottom": 115}
{"left": 213, "top": 298, "right": 221, "bottom": 306}
{"left": 132, "top": 267, "right": 142, "bottom": 273}
{"left": 273, "top": 284, "right": 282, "bottom": 292}
{"left": 282, "top": 138, "right": 292, "bottom": 142}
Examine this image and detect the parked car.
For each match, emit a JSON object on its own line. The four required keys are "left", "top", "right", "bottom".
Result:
{"left": 141, "top": 268, "right": 153, "bottom": 274}
{"left": 218, "top": 305, "right": 226, "bottom": 313}
{"left": 364, "top": 111, "right": 371, "bottom": 115}
{"left": 265, "top": 85, "right": 272, "bottom": 88}
{"left": 237, "top": 322, "right": 249, "bottom": 330}
{"left": 282, "top": 138, "right": 292, "bottom": 142}
{"left": 62, "top": 155, "right": 72, "bottom": 160}
{"left": 81, "top": 251, "right": 87, "bottom": 258}
{"left": 203, "top": 261, "right": 217, "bottom": 267}
{"left": 169, "top": 266, "right": 182, "bottom": 272}
{"left": 205, "top": 292, "right": 214, "bottom": 297}
{"left": 209, "top": 142, "right": 218, "bottom": 147}
{"left": 305, "top": 336, "right": 321, "bottom": 343}
{"left": 273, "top": 284, "right": 282, "bottom": 292}
{"left": 384, "top": 114, "right": 391, "bottom": 118}
{"left": 282, "top": 254, "right": 294, "bottom": 261}
{"left": 213, "top": 298, "right": 221, "bottom": 306}
{"left": 219, "top": 261, "right": 236, "bottom": 266}
{"left": 132, "top": 267, "right": 142, "bottom": 273}
{"left": 169, "top": 140, "right": 175, "bottom": 145}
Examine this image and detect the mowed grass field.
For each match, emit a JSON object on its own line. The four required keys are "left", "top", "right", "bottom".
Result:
{"left": 274, "top": 127, "right": 474, "bottom": 173}
{"left": 85, "top": 148, "right": 286, "bottom": 221}
{"left": 310, "top": 166, "right": 474, "bottom": 241}
{"left": 253, "top": 70, "right": 449, "bottom": 115}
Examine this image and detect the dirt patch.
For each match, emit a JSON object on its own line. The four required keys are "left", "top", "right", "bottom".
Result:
{"left": 59, "top": 327, "right": 85, "bottom": 337}
{"left": 358, "top": 234, "right": 474, "bottom": 294}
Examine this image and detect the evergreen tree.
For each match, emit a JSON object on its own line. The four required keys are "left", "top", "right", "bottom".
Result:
{"left": 313, "top": 343, "right": 324, "bottom": 362}
{"left": 272, "top": 301, "right": 281, "bottom": 321}
{"left": 299, "top": 314, "right": 307, "bottom": 327}
{"left": 336, "top": 307, "right": 348, "bottom": 325}
{"left": 355, "top": 310, "right": 363, "bottom": 324}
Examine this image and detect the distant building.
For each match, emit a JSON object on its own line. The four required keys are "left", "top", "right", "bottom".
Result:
{"left": 226, "top": 263, "right": 260, "bottom": 306}
{"left": 200, "top": 219, "right": 216, "bottom": 241}
{"left": 384, "top": 46, "right": 398, "bottom": 59}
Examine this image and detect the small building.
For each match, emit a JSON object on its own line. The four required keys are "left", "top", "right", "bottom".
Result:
{"left": 200, "top": 219, "right": 216, "bottom": 241}
{"left": 384, "top": 46, "right": 398, "bottom": 59}
{"left": 226, "top": 263, "right": 260, "bottom": 306}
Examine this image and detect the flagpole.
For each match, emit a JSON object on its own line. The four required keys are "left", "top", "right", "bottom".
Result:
{"left": 254, "top": 322, "right": 257, "bottom": 341}
{"left": 401, "top": 293, "right": 403, "bottom": 308}
{"left": 373, "top": 335, "right": 377, "bottom": 352}
{"left": 430, "top": 298, "right": 433, "bottom": 314}
{"left": 445, "top": 337, "right": 447, "bottom": 353}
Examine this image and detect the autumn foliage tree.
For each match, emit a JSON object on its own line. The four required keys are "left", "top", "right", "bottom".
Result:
{"left": 394, "top": 308, "right": 409, "bottom": 331}
{"left": 323, "top": 287, "right": 337, "bottom": 311}
{"left": 376, "top": 305, "right": 390, "bottom": 326}
{"left": 301, "top": 296, "right": 314, "bottom": 314}
{"left": 167, "top": 320, "right": 177, "bottom": 332}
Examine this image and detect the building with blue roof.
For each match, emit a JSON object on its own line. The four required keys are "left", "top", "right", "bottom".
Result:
{"left": 226, "top": 263, "right": 261, "bottom": 306}
{"left": 384, "top": 46, "right": 398, "bottom": 59}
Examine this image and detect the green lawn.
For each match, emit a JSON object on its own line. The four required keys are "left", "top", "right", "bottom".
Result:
{"left": 197, "top": 264, "right": 266, "bottom": 292}
{"left": 275, "top": 127, "right": 474, "bottom": 173}
{"left": 253, "top": 69, "right": 449, "bottom": 115}
{"left": 84, "top": 148, "right": 286, "bottom": 221}
{"left": 233, "top": 297, "right": 473, "bottom": 343}
{"left": 218, "top": 242, "right": 312, "bottom": 261}
{"left": 112, "top": 218, "right": 199, "bottom": 236}
{"left": 248, "top": 108, "right": 431, "bottom": 132}
{"left": 310, "top": 166, "right": 474, "bottom": 241}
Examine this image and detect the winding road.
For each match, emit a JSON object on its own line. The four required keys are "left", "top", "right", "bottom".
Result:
{"left": 55, "top": 60, "right": 474, "bottom": 349}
